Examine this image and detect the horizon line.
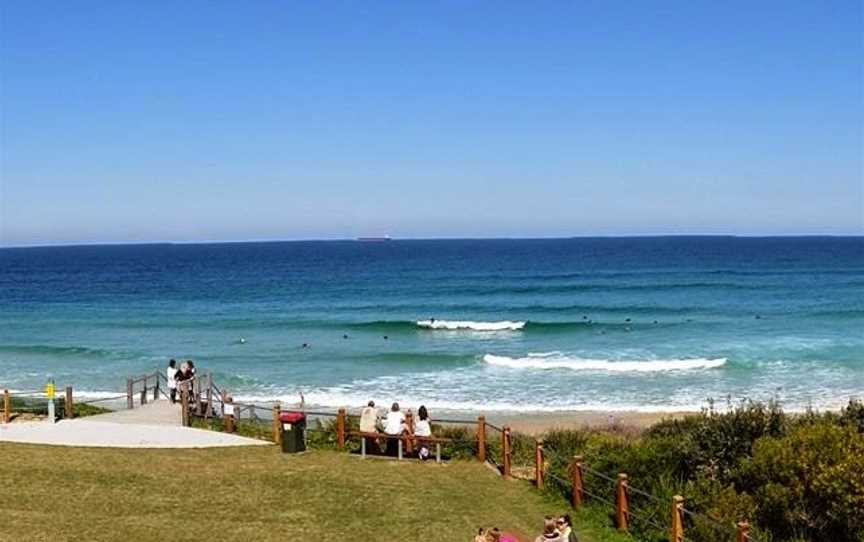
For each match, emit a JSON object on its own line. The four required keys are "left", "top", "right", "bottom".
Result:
{"left": 2, "top": 233, "right": 863, "bottom": 249}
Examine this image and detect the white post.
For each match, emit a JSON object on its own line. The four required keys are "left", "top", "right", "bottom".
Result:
{"left": 46, "top": 379, "right": 56, "bottom": 424}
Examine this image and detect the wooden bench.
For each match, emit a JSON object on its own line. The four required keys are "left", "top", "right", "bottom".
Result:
{"left": 348, "top": 431, "right": 454, "bottom": 462}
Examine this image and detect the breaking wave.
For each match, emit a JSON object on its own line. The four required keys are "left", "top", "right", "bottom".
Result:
{"left": 483, "top": 353, "right": 727, "bottom": 372}
{"left": 416, "top": 320, "right": 526, "bottom": 331}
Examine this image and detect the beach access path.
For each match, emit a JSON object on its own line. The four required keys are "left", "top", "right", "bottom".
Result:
{"left": 0, "top": 399, "right": 270, "bottom": 448}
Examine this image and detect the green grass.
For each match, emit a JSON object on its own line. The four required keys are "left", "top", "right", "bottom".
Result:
{"left": 0, "top": 442, "right": 632, "bottom": 542}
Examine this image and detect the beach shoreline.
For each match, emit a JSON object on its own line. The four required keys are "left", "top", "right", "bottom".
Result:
{"left": 481, "top": 409, "right": 696, "bottom": 434}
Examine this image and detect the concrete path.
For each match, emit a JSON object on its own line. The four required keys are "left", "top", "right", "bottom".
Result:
{"left": 87, "top": 399, "right": 182, "bottom": 425}
{"left": 0, "top": 419, "right": 271, "bottom": 448}
{"left": 0, "top": 399, "right": 271, "bottom": 448}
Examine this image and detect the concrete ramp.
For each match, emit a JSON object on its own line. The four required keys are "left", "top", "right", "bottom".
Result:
{"left": 0, "top": 419, "right": 271, "bottom": 448}
{"left": 87, "top": 398, "right": 182, "bottom": 425}
{"left": 0, "top": 399, "right": 271, "bottom": 448}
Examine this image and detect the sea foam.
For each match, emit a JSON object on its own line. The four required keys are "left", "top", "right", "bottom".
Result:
{"left": 483, "top": 353, "right": 727, "bottom": 372}
{"left": 416, "top": 320, "right": 526, "bottom": 331}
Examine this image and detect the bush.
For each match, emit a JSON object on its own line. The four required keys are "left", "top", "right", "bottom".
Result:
{"left": 738, "top": 421, "right": 864, "bottom": 541}
{"left": 539, "top": 401, "right": 862, "bottom": 542}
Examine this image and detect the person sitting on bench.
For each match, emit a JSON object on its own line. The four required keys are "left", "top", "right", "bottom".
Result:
{"left": 383, "top": 402, "right": 406, "bottom": 456}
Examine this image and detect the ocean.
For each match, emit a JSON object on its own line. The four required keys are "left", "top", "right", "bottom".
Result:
{"left": 1, "top": 237, "right": 862, "bottom": 413}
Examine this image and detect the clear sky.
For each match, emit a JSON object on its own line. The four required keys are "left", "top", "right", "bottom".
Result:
{"left": 1, "top": 1, "right": 862, "bottom": 245}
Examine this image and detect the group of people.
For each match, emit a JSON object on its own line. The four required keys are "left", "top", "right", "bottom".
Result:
{"left": 165, "top": 359, "right": 196, "bottom": 404}
{"left": 359, "top": 400, "right": 434, "bottom": 460}
{"left": 474, "top": 515, "right": 577, "bottom": 542}
{"left": 533, "top": 515, "right": 577, "bottom": 542}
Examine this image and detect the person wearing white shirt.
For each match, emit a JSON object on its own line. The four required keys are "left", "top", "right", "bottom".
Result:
{"left": 166, "top": 359, "right": 178, "bottom": 404}
{"left": 383, "top": 402, "right": 405, "bottom": 456}
{"left": 414, "top": 405, "right": 432, "bottom": 460}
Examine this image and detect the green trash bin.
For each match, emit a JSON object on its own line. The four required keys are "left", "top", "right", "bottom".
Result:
{"left": 279, "top": 411, "right": 307, "bottom": 453}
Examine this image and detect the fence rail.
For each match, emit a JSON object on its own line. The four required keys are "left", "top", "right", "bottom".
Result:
{"left": 536, "top": 446, "right": 760, "bottom": 542}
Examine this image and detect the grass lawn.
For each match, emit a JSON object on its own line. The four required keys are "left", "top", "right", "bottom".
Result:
{"left": 0, "top": 442, "right": 631, "bottom": 542}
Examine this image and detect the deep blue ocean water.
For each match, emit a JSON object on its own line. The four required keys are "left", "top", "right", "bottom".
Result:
{"left": 1, "top": 237, "right": 862, "bottom": 412}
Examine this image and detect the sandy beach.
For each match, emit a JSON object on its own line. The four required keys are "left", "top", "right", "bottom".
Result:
{"left": 486, "top": 409, "right": 696, "bottom": 435}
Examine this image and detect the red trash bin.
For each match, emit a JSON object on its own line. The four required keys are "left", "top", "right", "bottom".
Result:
{"left": 279, "top": 412, "right": 307, "bottom": 453}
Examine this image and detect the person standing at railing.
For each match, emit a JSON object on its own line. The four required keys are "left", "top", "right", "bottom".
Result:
{"left": 166, "top": 359, "right": 178, "bottom": 404}
{"left": 176, "top": 361, "right": 193, "bottom": 402}
{"left": 383, "top": 402, "right": 406, "bottom": 456}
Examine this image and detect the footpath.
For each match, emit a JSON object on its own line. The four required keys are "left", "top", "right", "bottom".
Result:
{"left": 0, "top": 399, "right": 269, "bottom": 448}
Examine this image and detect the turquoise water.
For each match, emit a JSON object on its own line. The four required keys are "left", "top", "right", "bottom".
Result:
{"left": 1, "top": 237, "right": 862, "bottom": 412}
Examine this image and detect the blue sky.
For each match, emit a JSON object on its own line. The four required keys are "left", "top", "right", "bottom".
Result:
{"left": 1, "top": 1, "right": 862, "bottom": 245}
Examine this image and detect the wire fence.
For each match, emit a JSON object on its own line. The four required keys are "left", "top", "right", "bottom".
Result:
{"left": 541, "top": 441, "right": 763, "bottom": 542}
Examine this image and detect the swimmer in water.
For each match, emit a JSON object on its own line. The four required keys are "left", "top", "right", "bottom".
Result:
{"left": 343, "top": 334, "right": 349, "bottom": 339}
{"left": 383, "top": 335, "right": 389, "bottom": 340}
{"left": 239, "top": 338, "right": 246, "bottom": 344}
{"left": 301, "top": 343, "right": 310, "bottom": 348}
{"left": 625, "top": 318, "right": 631, "bottom": 323}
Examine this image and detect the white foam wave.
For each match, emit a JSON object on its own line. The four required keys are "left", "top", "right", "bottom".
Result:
{"left": 416, "top": 319, "right": 526, "bottom": 331}
{"left": 232, "top": 390, "right": 705, "bottom": 413}
{"left": 483, "top": 354, "right": 727, "bottom": 372}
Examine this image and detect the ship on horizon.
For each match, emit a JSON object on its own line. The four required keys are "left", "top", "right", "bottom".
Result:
{"left": 356, "top": 235, "right": 392, "bottom": 242}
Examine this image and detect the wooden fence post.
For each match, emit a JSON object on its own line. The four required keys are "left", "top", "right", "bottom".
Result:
{"left": 616, "top": 473, "right": 630, "bottom": 532}
{"left": 153, "top": 371, "right": 159, "bottom": 401}
{"left": 272, "top": 404, "right": 281, "bottom": 445}
{"left": 225, "top": 411, "right": 235, "bottom": 433}
{"left": 477, "top": 416, "right": 487, "bottom": 462}
{"left": 140, "top": 375, "right": 147, "bottom": 405}
{"left": 502, "top": 426, "right": 512, "bottom": 479}
{"left": 337, "top": 408, "right": 346, "bottom": 451}
{"left": 205, "top": 372, "right": 213, "bottom": 418}
{"left": 535, "top": 439, "right": 545, "bottom": 489}
{"left": 670, "top": 495, "right": 685, "bottom": 542}
{"left": 126, "top": 378, "right": 133, "bottom": 409}
{"left": 180, "top": 387, "right": 189, "bottom": 427}
{"left": 736, "top": 521, "right": 750, "bottom": 542}
{"left": 194, "top": 377, "right": 202, "bottom": 415}
{"left": 570, "top": 455, "right": 584, "bottom": 509}
{"left": 65, "top": 386, "right": 73, "bottom": 419}
{"left": 3, "top": 389, "right": 10, "bottom": 423}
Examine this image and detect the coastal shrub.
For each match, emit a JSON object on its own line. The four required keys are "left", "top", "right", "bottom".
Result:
{"left": 839, "top": 398, "right": 864, "bottom": 433}
{"left": 536, "top": 402, "right": 864, "bottom": 542}
{"left": 645, "top": 399, "right": 786, "bottom": 482}
{"left": 432, "top": 424, "right": 477, "bottom": 459}
{"left": 736, "top": 421, "right": 864, "bottom": 541}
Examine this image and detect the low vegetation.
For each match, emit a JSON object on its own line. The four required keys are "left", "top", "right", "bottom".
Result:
{"left": 8, "top": 396, "right": 111, "bottom": 419}
{"left": 539, "top": 399, "right": 864, "bottom": 542}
